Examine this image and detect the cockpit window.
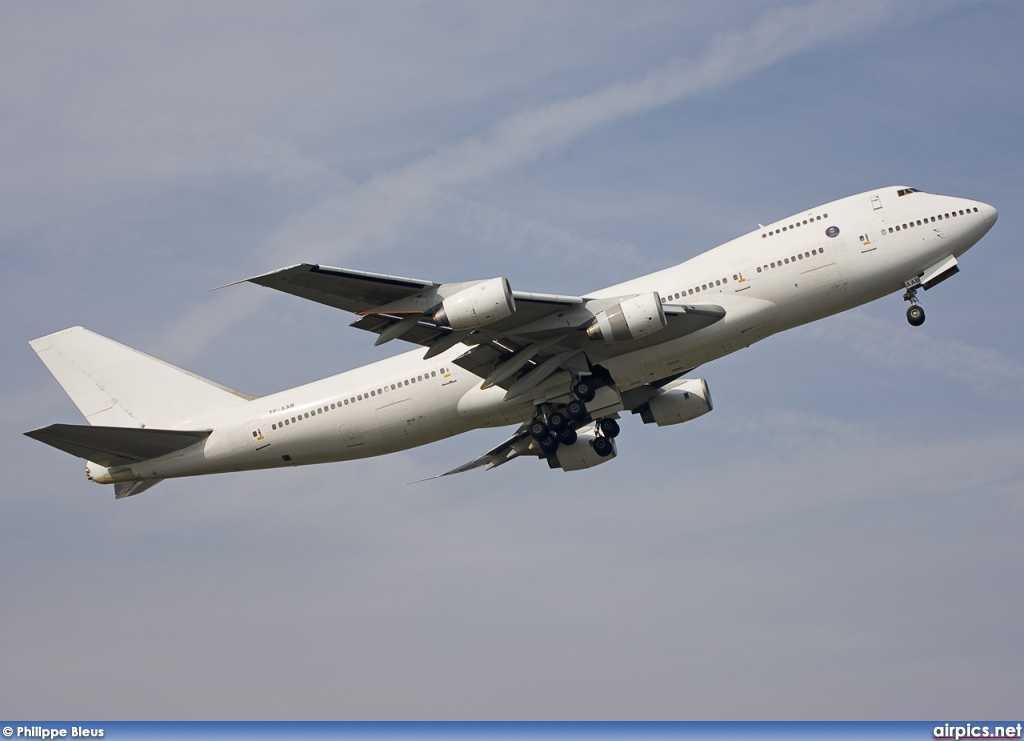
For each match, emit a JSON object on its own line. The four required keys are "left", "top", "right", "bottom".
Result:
{"left": 897, "top": 188, "right": 921, "bottom": 197}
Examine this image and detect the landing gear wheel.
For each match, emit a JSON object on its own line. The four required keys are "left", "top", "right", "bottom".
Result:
{"left": 528, "top": 419, "right": 549, "bottom": 440}
{"left": 572, "top": 379, "right": 596, "bottom": 403}
{"left": 591, "top": 436, "right": 614, "bottom": 457}
{"left": 906, "top": 304, "right": 925, "bottom": 327}
{"left": 903, "top": 280, "right": 925, "bottom": 327}
{"left": 547, "top": 410, "right": 568, "bottom": 432}
{"left": 597, "top": 418, "right": 620, "bottom": 439}
{"left": 556, "top": 427, "right": 578, "bottom": 445}
{"left": 566, "top": 399, "right": 588, "bottom": 421}
{"left": 538, "top": 435, "right": 559, "bottom": 455}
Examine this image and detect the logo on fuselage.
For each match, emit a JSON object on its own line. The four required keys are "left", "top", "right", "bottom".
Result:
{"left": 826, "top": 226, "right": 840, "bottom": 238}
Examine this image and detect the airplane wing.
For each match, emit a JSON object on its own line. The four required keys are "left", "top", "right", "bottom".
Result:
{"left": 241, "top": 263, "right": 582, "bottom": 327}
{"left": 419, "top": 423, "right": 538, "bottom": 479}
{"left": 240, "top": 262, "right": 725, "bottom": 398}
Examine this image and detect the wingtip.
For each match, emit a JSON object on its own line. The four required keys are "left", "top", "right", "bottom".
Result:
{"left": 211, "top": 263, "right": 311, "bottom": 292}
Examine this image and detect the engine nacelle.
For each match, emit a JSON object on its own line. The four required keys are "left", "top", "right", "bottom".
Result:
{"left": 586, "top": 292, "right": 667, "bottom": 344}
{"left": 549, "top": 428, "right": 618, "bottom": 471}
{"left": 639, "top": 378, "right": 713, "bottom": 427}
{"left": 433, "top": 277, "right": 515, "bottom": 330}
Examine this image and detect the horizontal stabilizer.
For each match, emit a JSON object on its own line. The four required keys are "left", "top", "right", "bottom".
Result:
{"left": 24, "top": 424, "right": 211, "bottom": 467}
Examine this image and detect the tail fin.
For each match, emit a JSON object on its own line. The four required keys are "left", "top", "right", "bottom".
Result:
{"left": 29, "top": 326, "right": 256, "bottom": 428}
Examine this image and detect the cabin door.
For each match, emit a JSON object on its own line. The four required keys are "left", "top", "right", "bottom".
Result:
{"left": 249, "top": 421, "right": 270, "bottom": 451}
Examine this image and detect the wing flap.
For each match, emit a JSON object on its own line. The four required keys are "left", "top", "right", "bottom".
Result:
{"left": 349, "top": 315, "right": 449, "bottom": 348}
{"left": 114, "top": 479, "right": 162, "bottom": 499}
{"left": 24, "top": 424, "right": 211, "bottom": 467}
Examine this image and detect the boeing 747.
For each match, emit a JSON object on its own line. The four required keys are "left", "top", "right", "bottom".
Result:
{"left": 25, "top": 186, "right": 997, "bottom": 497}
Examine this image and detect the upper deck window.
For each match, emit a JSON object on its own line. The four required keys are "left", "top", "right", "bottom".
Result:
{"left": 897, "top": 188, "right": 921, "bottom": 197}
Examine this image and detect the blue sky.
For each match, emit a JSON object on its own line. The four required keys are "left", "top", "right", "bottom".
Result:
{"left": 2, "top": 0, "right": 1022, "bottom": 719}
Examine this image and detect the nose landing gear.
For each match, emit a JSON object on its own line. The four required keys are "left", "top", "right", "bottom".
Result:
{"left": 903, "top": 278, "right": 926, "bottom": 327}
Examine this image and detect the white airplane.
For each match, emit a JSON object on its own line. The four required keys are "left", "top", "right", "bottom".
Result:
{"left": 26, "top": 186, "right": 997, "bottom": 498}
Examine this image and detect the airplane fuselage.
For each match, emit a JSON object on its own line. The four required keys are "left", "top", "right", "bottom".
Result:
{"left": 71, "top": 186, "right": 997, "bottom": 486}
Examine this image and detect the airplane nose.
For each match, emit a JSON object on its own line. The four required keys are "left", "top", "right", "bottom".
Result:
{"left": 981, "top": 202, "right": 998, "bottom": 229}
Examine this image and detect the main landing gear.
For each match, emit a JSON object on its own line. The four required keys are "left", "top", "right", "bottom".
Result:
{"left": 903, "top": 279, "right": 926, "bottom": 327}
{"left": 527, "top": 377, "right": 616, "bottom": 458}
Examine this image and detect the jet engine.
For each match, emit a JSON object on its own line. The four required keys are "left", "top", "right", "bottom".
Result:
{"left": 549, "top": 428, "right": 618, "bottom": 471}
{"left": 638, "top": 378, "right": 713, "bottom": 426}
{"left": 586, "top": 292, "right": 667, "bottom": 344}
{"left": 433, "top": 277, "right": 516, "bottom": 329}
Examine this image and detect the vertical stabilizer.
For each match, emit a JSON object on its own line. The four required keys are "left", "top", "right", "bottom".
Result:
{"left": 29, "top": 327, "right": 256, "bottom": 428}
